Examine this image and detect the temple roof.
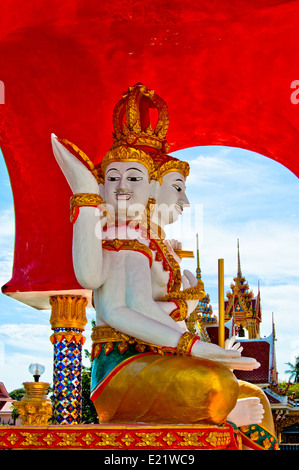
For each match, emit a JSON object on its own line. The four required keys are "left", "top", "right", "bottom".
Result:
{"left": 224, "top": 241, "right": 262, "bottom": 338}
{"left": 0, "top": 383, "right": 12, "bottom": 402}
{"left": 233, "top": 339, "right": 271, "bottom": 383}
{"left": 205, "top": 326, "right": 275, "bottom": 384}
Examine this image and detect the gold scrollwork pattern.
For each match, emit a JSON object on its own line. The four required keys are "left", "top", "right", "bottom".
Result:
{"left": 70, "top": 193, "right": 103, "bottom": 223}
{"left": 176, "top": 332, "right": 200, "bottom": 356}
{"left": 91, "top": 325, "right": 176, "bottom": 357}
{"left": 49, "top": 295, "right": 88, "bottom": 330}
{"left": 100, "top": 145, "right": 157, "bottom": 182}
{"left": 159, "top": 280, "right": 206, "bottom": 302}
{"left": 0, "top": 424, "right": 240, "bottom": 450}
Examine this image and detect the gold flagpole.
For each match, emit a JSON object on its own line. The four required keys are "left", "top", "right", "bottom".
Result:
{"left": 218, "top": 258, "right": 225, "bottom": 348}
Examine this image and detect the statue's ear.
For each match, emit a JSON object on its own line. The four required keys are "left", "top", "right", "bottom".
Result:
{"left": 149, "top": 180, "right": 159, "bottom": 200}
{"left": 99, "top": 183, "right": 105, "bottom": 200}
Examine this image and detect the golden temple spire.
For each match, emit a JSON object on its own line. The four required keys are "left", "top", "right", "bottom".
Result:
{"left": 237, "top": 238, "right": 242, "bottom": 278}
{"left": 196, "top": 233, "right": 202, "bottom": 280}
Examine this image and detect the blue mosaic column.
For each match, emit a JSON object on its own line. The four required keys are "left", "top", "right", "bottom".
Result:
{"left": 50, "top": 295, "right": 87, "bottom": 425}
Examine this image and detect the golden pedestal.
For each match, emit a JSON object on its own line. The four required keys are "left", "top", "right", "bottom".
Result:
{"left": 13, "top": 382, "right": 52, "bottom": 426}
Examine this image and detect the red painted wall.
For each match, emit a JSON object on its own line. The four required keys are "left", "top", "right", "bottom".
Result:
{"left": 0, "top": 1, "right": 298, "bottom": 297}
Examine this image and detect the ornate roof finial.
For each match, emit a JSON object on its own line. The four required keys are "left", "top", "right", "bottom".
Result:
{"left": 237, "top": 238, "right": 242, "bottom": 278}
{"left": 196, "top": 233, "right": 202, "bottom": 280}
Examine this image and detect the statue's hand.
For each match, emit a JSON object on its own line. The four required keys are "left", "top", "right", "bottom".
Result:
{"left": 51, "top": 133, "right": 99, "bottom": 194}
{"left": 191, "top": 340, "right": 260, "bottom": 371}
{"left": 182, "top": 269, "right": 197, "bottom": 288}
{"left": 182, "top": 269, "right": 200, "bottom": 314}
{"left": 225, "top": 335, "right": 243, "bottom": 354}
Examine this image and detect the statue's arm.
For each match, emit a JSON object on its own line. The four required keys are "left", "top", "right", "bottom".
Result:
{"left": 99, "top": 250, "right": 187, "bottom": 345}
{"left": 51, "top": 134, "right": 105, "bottom": 289}
{"left": 72, "top": 206, "right": 106, "bottom": 289}
{"left": 99, "top": 251, "right": 260, "bottom": 371}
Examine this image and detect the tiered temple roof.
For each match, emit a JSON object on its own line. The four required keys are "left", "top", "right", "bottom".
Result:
{"left": 224, "top": 240, "right": 262, "bottom": 339}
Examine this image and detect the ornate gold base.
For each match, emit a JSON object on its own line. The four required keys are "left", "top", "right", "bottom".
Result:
{"left": 0, "top": 423, "right": 241, "bottom": 450}
{"left": 13, "top": 382, "right": 52, "bottom": 426}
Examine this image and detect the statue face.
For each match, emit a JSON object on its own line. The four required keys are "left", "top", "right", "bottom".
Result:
{"left": 155, "top": 171, "right": 190, "bottom": 226}
{"left": 104, "top": 161, "right": 152, "bottom": 219}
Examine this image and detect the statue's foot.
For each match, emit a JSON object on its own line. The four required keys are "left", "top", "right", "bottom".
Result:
{"left": 227, "top": 397, "right": 264, "bottom": 428}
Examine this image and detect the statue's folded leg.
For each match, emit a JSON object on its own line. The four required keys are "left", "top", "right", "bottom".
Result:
{"left": 91, "top": 344, "right": 239, "bottom": 425}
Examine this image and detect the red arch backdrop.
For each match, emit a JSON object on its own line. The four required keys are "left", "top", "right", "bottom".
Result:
{"left": 0, "top": 0, "right": 299, "bottom": 307}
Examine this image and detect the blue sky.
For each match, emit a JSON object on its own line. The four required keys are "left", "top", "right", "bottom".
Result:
{"left": 0, "top": 145, "right": 299, "bottom": 392}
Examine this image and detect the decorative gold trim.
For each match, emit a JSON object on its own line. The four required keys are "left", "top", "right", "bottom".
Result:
{"left": 57, "top": 138, "right": 100, "bottom": 182}
{"left": 91, "top": 325, "right": 175, "bottom": 356}
{"left": 0, "top": 423, "right": 240, "bottom": 450}
{"left": 168, "top": 299, "right": 189, "bottom": 322}
{"left": 13, "top": 382, "right": 52, "bottom": 426}
{"left": 102, "top": 239, "right": 153, "bottom": 265}
{"left": 112, "top": 83, "right": 170, "bottom": 153}
{"left": 100, "top": 145, "right": 157, "bottom": 182}
{"left": 50, "top": 331, "right": 86, "bottom": 345}
{"left": 159, "top": 160, "right": 190, "bottom": 180}
{"left": 70, "top": 193, "right": 103, "bottom": 223}
{"left": 49, "top": 295, "right": 88, "bottom": 330}
{"left": 147, "top": 226, "right": 182, "bottom": 293}
{"left": 174, "top": 250, "right": 194, "bottom": 259}
{"left": 160, "top": 280, "right": 206, "bottom": 302}
{"left": 176, "top": 332, "right": 199, "bottom": 356}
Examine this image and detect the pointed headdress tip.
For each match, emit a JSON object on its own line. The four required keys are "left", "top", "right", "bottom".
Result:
{"left": 96, "top": 83, "right": 190, "bottom": 182}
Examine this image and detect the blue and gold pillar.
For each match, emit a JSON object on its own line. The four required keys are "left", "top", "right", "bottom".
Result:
{"left": 50, "top": 295, "right": 87, "bottom": 425}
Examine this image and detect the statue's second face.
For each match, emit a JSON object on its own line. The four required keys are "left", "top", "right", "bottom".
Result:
{"left": 155, "top": 171, "right": 190, "bottom": 226}
{"left": 104, "top": 161, "right": 152, "bottom": 219}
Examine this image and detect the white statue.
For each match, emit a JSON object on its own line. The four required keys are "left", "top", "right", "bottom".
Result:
{"left": 51, "top": 83, "right": 278, "bottom": 450}
{"left": 52, "top": 134, "right": 261, "bottom": 369}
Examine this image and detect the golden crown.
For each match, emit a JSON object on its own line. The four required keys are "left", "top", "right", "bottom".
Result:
{"left": 151, "top": 153, "right": 190, "bottom": 182}
{"left": 112, "top": 82, "right": 170, "bottom": 153}
{"left": 58, "top": 84, "right": 190, "bottom": 184}
{"left": 96, "top": 83, "right": 189, "bottom": 183}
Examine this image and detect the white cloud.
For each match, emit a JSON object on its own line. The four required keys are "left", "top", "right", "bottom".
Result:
{"left": 0, "top": 349, "right": 53, "bottom": 392}
{"left": 0, "top": 323, "right": 53, "bottom": 391}
{"left": 0, "top": 323, "right": 51, "bottom": 352}
{"left": 0, "top": 250, "right": 14, "bottom": 287}
{"left": 0, "top": 321, "right": 94, "bottom": 392}
{"left": 0, "top": 208, "right": 15, "bottom": 238}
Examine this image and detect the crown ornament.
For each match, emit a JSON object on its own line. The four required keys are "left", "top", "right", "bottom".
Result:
{"left": 96, "top": 83, "right": 190, "bottom": 183}
{"left": 112, "top": 82, "right": 170, "bottom": 153}
{"left": 57, "top": 83, "right": 190, "bottom": 184}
